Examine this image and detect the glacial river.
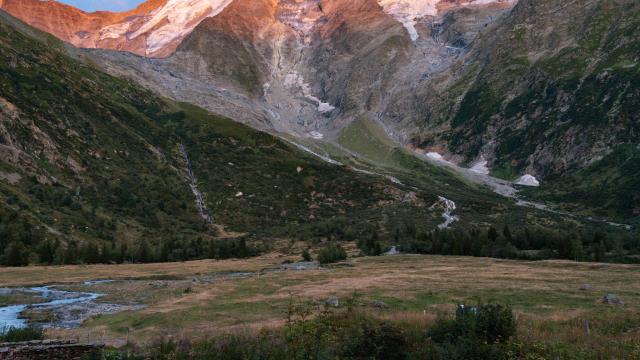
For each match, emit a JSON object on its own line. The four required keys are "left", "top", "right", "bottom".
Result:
{"left": 0, "top": 285, "right": 102, "bottom": 332}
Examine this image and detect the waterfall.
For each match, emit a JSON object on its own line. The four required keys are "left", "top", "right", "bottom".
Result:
{"left": 179, "top": 144, "right": 212, "bottom": 224}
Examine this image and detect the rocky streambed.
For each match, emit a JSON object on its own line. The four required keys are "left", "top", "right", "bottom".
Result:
{"left": 0, "top": 262, "right": 328, "bottom": 333}
{"left": 0, "top": 282, "right": 139, "bottom": 331}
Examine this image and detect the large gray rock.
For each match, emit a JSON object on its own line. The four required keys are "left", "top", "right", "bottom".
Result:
{"left": 326, "top": 297, "right": 340, "bottom": 307}
{"left": 601, "top": 294, "right": 624, "bottom": 306}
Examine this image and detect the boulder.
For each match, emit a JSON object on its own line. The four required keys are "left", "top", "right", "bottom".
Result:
{"left": 600, "top": 294, "right": 624, "bottom": 306}
{"left": 370, "top": 300, "right": 388, "bottom": 308}
{"left": 326, "top": 297, "right": 340, "bottom": 307}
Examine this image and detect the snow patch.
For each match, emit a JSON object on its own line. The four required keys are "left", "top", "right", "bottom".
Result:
{"left": 99, "top": 22, "right": 132, "bottom": 40}
{"left": 377, "top": 0, "right": 439, "bottom": 41}
{"left": 426, "top": 152, "right": 445, "bottom": 161}
{"left": 377, "top": 0, "right": 516, "bottom": 41}
{"left": 425, "top": 152, "right": 455, "bottom": 166}
{"left": 515, "top": 174, "right": 540, "bottom": 187}
{"left": 430, "top": 196, "right": 459, "bottom": 229}
{"left": 469, "top": 158, "right": 490, "bottom": 175}
{"left": 128, "top": 0, "right": 235, "bottom": 55}
{"left": 308, "top": 131, "right": 324, "bottom": 140}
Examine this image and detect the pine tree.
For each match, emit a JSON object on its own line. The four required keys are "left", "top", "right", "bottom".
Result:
{"left": 593, "top": 240, "right": 606, "bottom": 262}
{"left": 503, "top": 225, "right": 513, "bottom": 243}
{"left": 2, "top": 242, "right": 29, "bottom": 266}
{"left": 84, "top": 241, "right": 101, "bottom": 264}
{"left": 488, "top": 227, "right": 499, "bottom": 243}
{"left": 238, "top": 238, "right": 248, "bottom": 258}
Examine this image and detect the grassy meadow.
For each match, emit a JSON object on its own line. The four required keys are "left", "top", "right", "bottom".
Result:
{"left": 1, "top": 251, "right": 638, "bottom": 357}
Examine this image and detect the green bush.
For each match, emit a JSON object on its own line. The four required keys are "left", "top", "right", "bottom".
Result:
{"left": 103, "top": 300, "right": 525, "bottom": 360}
{"left": 302, "top": 248, "right": 312, "bottom": 262}
{"left": 316, "top": 243, "right": 347, "bottom": 264}
{"left": 427, "top": 303, "right": 516, "bottom": 359}
{"left": 0, "top": 326, "right": 44, "bottom": 342}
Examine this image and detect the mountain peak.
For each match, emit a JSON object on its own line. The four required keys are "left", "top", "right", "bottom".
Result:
{"left": 0, "top": 0, "right": 235, "bottom": 57}
{"left": 1, "top": 0, "right": 516, "bottom": 57}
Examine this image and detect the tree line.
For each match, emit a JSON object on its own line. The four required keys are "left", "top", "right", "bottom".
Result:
{"left": 358, "top": 222, "right": 640, "bottom": 263}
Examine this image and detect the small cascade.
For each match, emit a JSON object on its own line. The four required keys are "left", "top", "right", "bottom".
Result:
{"left": 430, "top": 196, "right": 459, "bottom": 229}
{"left": 179, "top": 144, "right": 212, "bottom": 224}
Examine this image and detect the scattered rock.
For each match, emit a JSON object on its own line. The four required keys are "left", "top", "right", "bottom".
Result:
{"left": 370, "top": 300, "right": 388, "bottom": 309}
{"left": 600, "top": 294, "right": 624, "bottom": 306}
{"left": 326, "top": 297, "right": 340, "bottom": 307}
{"left": 580, "top": 284, "right": 593, "bottom": 291}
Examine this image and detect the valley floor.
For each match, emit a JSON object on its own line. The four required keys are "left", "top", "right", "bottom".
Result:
{"left": 1, "top": 251, "right": 639, "bottom": 354}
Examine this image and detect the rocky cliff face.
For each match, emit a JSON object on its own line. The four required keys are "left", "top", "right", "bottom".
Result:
{"left": 76, "top": 0, "right": 513, "bottom": 140}
{"left": 3, "top": 0, "right": 637, "bottom": 218}
{"left": 404, "top": 0, "right": 639, "bottom": 177}
{"left": 0, "top": 0, "right": 515, "bottom": 135}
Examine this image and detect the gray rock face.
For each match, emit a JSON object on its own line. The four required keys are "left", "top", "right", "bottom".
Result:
{"left": 86, "top": 0, "right": 514, "bottom": 142}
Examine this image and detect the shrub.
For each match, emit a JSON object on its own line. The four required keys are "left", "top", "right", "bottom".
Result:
{"left": 106, "top": 300, "right": 523, "bottom": 360}
{"left": 302, "top": 248, "right": 312, "bottom": 262}
{"left": 0, "top": 326, "right": 44, "bottom": 342}
{"left": 427, "top": 303, "right": 516, "bottom": 359}
{"left": 316, "top": 243, "right": 347, "bottom": 264}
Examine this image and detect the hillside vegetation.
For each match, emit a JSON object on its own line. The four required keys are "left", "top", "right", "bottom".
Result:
{"left": 0, "top": 10, "right": 434, "bottom": 265}
{"left": 411, "top": 0, "right": 640, "bottom": 220}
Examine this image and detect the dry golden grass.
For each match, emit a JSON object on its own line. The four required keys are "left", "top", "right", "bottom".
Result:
{"left": 3, "top": 254, "right": 639, "bottom": 347}
{"left": 0, "top": 253, "right": 292, "bottom": 287}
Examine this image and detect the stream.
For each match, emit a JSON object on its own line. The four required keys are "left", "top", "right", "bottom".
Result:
{"left": 0, "top": 282, "right": 124, "bottom": 332}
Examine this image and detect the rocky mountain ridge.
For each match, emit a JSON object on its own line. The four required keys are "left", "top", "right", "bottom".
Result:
{"left": 0, "top": 0, "right": 511, "bottom": 57}
{"left": 1, "top": 0, "right": 638, "bottom": 219}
